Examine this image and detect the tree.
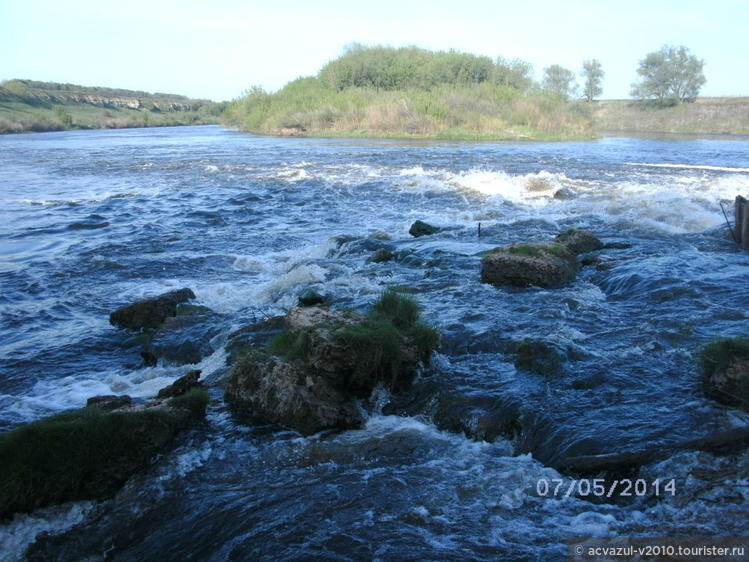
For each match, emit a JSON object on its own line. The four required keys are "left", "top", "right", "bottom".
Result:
{"left": 581, "top": 59, "right": 604, "bottom": 101}
{"left": 630, "top": 45, "right": 705, "bottom": 104}
{"left": 542, "top": 65, "right": 577, "bottom": 100}
{"left": 494, "top": 56, "right": 534, "bottom": 93}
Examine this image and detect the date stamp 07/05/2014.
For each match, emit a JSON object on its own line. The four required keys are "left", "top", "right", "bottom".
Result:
{"left": 535, "top": 478, "right": 676, "bottom": 499}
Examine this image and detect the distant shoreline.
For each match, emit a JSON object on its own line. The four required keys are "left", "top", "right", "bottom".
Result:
{"left": 0, "top": 79, "right": 225, "bottom": 134}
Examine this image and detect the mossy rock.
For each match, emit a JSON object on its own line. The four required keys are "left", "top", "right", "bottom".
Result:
{"left": 481, "top": 242, "right": 579, "bottom": 288}
{"left": 555, "top": 229, "right": 603, "bottom": 255}
{"left": 226, "top": 291, "right": 440, "bottom": 434}
{"left": 0, "top": 388, "right": 207, "bottom": 519}
{"left": 699, "top": 338, "right": 749, "bottom": 411}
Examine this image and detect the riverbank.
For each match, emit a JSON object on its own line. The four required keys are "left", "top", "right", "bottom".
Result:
{"left": 593, "top": 97, "right": 749, "bottom": 135}
{"left": 0, "top": 80, "right": 225, "bottom": 133}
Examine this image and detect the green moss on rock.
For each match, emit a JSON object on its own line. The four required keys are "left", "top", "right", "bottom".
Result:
{"left": 0, "top": 390, "right": 207, "bottom": 519}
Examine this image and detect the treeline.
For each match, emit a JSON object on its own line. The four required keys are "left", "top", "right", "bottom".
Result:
{"left": 223, "top": 45, "right": 592, "bottom": 140}
{"left": 319, "top": 44, "right": 534, "bottom": 92}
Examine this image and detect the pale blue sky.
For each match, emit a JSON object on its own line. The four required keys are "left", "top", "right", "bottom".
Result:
{"left": 2, "top": 0, "right": 747, "bottom": 101}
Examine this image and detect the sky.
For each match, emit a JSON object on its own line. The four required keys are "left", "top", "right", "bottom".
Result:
{"left": 2, "top": 0, "right": 747, "bottom": 101}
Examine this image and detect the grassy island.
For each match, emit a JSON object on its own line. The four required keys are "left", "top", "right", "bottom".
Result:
{"left": 222, "top": 45, "right": 594, "bottom": 141}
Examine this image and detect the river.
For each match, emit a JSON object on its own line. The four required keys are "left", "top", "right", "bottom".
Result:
{"left": 1, "top": 125, "right": 747, "bottom": 560}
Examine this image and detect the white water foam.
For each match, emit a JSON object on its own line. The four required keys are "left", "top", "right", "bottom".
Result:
{"left": 1, "top": 346, "right": 227, "bottom": 426}
{"left": 0, "top": 501, "right": 95, "bottom": 561}
{"left": 628, "top": 162, "right": 749, "bottom": 173}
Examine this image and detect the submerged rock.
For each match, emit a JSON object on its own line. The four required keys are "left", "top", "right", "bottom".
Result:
{"left": 409, "top": 220, "right": 440, "bottom": 237}
{"left": 225, "top": 292, "right": 440, "bottom": 434}
{"left": 514, "top": 338, "right": 565, "bottom": 377}
{"left": 553, "top": 187, "right": 575, "bottom": 200}
{"left": 140, "top": 310, "right": 221, "bottom": 366}
{"left": 0, "top": 387, "right": 208, "bottom": 519}
{"left": 109, "top": 288, "right": 196, "bottom": 331}
{"left": 555, "top": 229, "right": 604, "bottom": 255}
{"left": 481, "top": 242, "right": 579, "bottom": 288}
{"left": 699, "top": 338, "right": 749, "bottom": 411}
{"left": 368, "top": 248, "right": 394, "bottom": 263}
{"left": 564, "top": 427, "right": 749, "bottom": 476}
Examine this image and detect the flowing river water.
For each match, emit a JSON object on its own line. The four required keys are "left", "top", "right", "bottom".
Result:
{"left": 0, "top": 125, "right": 747, "bottom": 560}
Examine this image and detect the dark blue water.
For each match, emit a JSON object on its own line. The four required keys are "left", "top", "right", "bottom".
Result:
{"left": 1, "top": 126, "right": 747, "bottom": 560}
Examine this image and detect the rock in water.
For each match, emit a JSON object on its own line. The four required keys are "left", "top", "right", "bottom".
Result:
{"left": 0, "top": 387, "right": 208, "bottom": 519}
{"left": 368, "top": 248, "right": 394, "bottom": 263}
{"left": 226, "top": 292, "right": 440, "bottom": 434}
{"left": 140, "top": 309, "right": 221, "bottom": 365}
{"left": 554, "top": 229, "right": 604, "bottom": 255}
{"left": 481, "top": 242, "right": 579, "bottom": 288}
{"left": 226, "top": 355, "right": 363, "bottom": 434}
{"left": 157, "top": 370, "right": 202, "bottom": 398}
{"left": 700, "top": 338, "right": 749, "bottom": 411}
{"left": 409, "top": 220, "right": 440, "bottom": 237}
{"left": 514, "top": 338, "right": 565, "bottom": 376}
{"left": 86, "top": 395, "right": 132, "bottom": 410}
{"left": 298, "top": 288, "right": 326, "bottom": 307}
{"left": 109, "top": 288, "right": 196, "bottom": 330}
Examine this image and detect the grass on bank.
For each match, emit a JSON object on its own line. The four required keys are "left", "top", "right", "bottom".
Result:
{"left": 0, "top": 388, "right": 208, "bottom": 519}
{"left": 593, "top": 98, "right": 749, "bottom": 135}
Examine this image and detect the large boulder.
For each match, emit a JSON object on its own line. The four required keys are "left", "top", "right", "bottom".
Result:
{"left": 0, "top": 386, "right": 207, "bottom": 519}
{"left": 555, "top": 229, "right": 604, "bottom": 255}
{"left": 109, "top": 288, "right": 196, "bottom": 331}
{"left": 700, "top": 338, "right": 749, "bottom": 411}
{"left": 481, "top": 242, "right": 579, "bottom": 288}
{"left": 226, "top": 354, "right": 363, "bottom": 434}
{"left": 225, "top": 292, "right": 440, "bottom": 434}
